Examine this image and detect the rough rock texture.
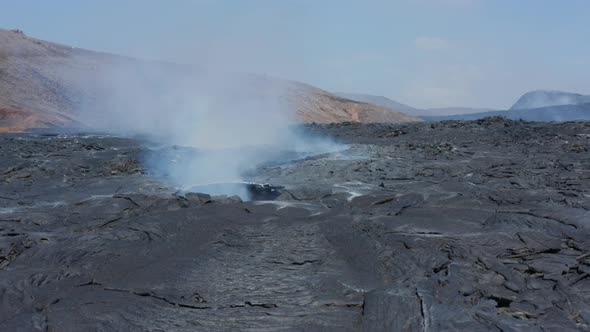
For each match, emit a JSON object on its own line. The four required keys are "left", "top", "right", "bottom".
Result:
{"left": 1, "top": 118, "right": 590, "bottom": 331}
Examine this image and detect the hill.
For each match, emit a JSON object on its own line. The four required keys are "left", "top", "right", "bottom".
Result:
{"left": 422, "top": 103, "right": 590, "bottom": 122}
{"left": 0, "top": 29, "right": 420, "bottom": 133}
{"left": 336, "top": 92, "right": 495, "bottom": 117}
{"left": 422, "top": 106, "right": 495, "bottom": 116}
{"left": 335, "top": 92, "right": 417, "bottom": 114}
{"left": 510, "top": 90, "right": 590, "bottom": 110}
{"left": 422, "top": 90, "right": 590, "bottom": 122}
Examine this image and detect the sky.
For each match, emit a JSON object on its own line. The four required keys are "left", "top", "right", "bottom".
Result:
{"left": 1, "top": 0, "right": 589, "bottom": 109}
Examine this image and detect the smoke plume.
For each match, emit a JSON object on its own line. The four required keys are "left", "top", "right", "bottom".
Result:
{"left": 70, "top": 55, "right": 342, "bottom": 199}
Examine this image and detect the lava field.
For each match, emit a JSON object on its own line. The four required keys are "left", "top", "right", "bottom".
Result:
{"left": 1, "top": 117, "right": 590, "bottom": 331}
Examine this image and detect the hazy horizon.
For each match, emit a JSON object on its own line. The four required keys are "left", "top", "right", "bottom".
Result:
{"left": 2, "top": 0, "right": 589, "bottom": 109}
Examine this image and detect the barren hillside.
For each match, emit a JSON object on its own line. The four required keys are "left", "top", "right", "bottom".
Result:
{"left": 0, "top": 29, "right": 420, "bottom": 133}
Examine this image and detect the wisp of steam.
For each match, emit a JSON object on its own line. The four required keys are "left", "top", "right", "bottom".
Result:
{"left": 71, "top": 58, "right": 344, "bottom": 199}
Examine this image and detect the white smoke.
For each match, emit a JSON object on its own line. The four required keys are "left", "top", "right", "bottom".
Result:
{"left": 69, "top": 55, "right": 343, "bottom": 198}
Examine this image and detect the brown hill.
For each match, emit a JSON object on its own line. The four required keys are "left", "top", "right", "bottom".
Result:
{"left": 0, "top": 29, "right": 420, "bottom": 133}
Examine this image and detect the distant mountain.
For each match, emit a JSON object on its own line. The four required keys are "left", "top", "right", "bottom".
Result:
{"left": 0, "top": 29, "right": 420, "bottom": 133}
{"left": 336, "top": 92, "right": 494, "bottom": 117}
{"left": 332, "top": 89, "right": 590, "bottom": 122}
{"left": 422, "top": 90, "right": 590, "bottom": 122}
{"left": 420, "top": 107, "right": 495, "bottom": 117}
{"left": 510, "top": 90, "right": 590, "bottom": 110}
{"left": 422, "top": 103, "right": 590, "bottom": 122}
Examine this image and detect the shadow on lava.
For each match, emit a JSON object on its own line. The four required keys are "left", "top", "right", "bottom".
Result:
{"left": 185, "top": 182, "right": 284, "bottom": 201}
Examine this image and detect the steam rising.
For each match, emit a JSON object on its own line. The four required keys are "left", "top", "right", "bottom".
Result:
{"left": 72, "top": 58, "right": 343, "bottom": 198}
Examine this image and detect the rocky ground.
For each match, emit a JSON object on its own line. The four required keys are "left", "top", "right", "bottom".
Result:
{"left": 1, "top": 117, "right": 590, "bottom": 331}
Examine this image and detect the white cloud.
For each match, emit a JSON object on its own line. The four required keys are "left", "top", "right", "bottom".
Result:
{"left": 414, "top": 36, "right": 449, "bottom": 52}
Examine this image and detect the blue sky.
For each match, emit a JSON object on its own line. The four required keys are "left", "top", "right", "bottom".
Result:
{"left": 2, "top": 0, "right": 589, "bottom": 109}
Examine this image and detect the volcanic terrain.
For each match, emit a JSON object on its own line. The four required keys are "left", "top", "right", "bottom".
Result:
{"left": 1, "top": 118, "right": 590, "bottom": 331}
{"left": 0, "top": 29, "right": 419, "bottom": 133}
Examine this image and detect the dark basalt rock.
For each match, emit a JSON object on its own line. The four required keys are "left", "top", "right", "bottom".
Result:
{"left": 1, "top": 121, "right": 590, "bottom": 331}
{"left": 185, "top": 182, "right": 284, "bottom": 201}
{"left": 244, "top": 183, "right": 284, "bottom": 201}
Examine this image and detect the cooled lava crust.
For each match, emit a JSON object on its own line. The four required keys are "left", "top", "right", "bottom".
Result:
{"left": 1, "top": 118, "right": 590, "bottom": 331}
